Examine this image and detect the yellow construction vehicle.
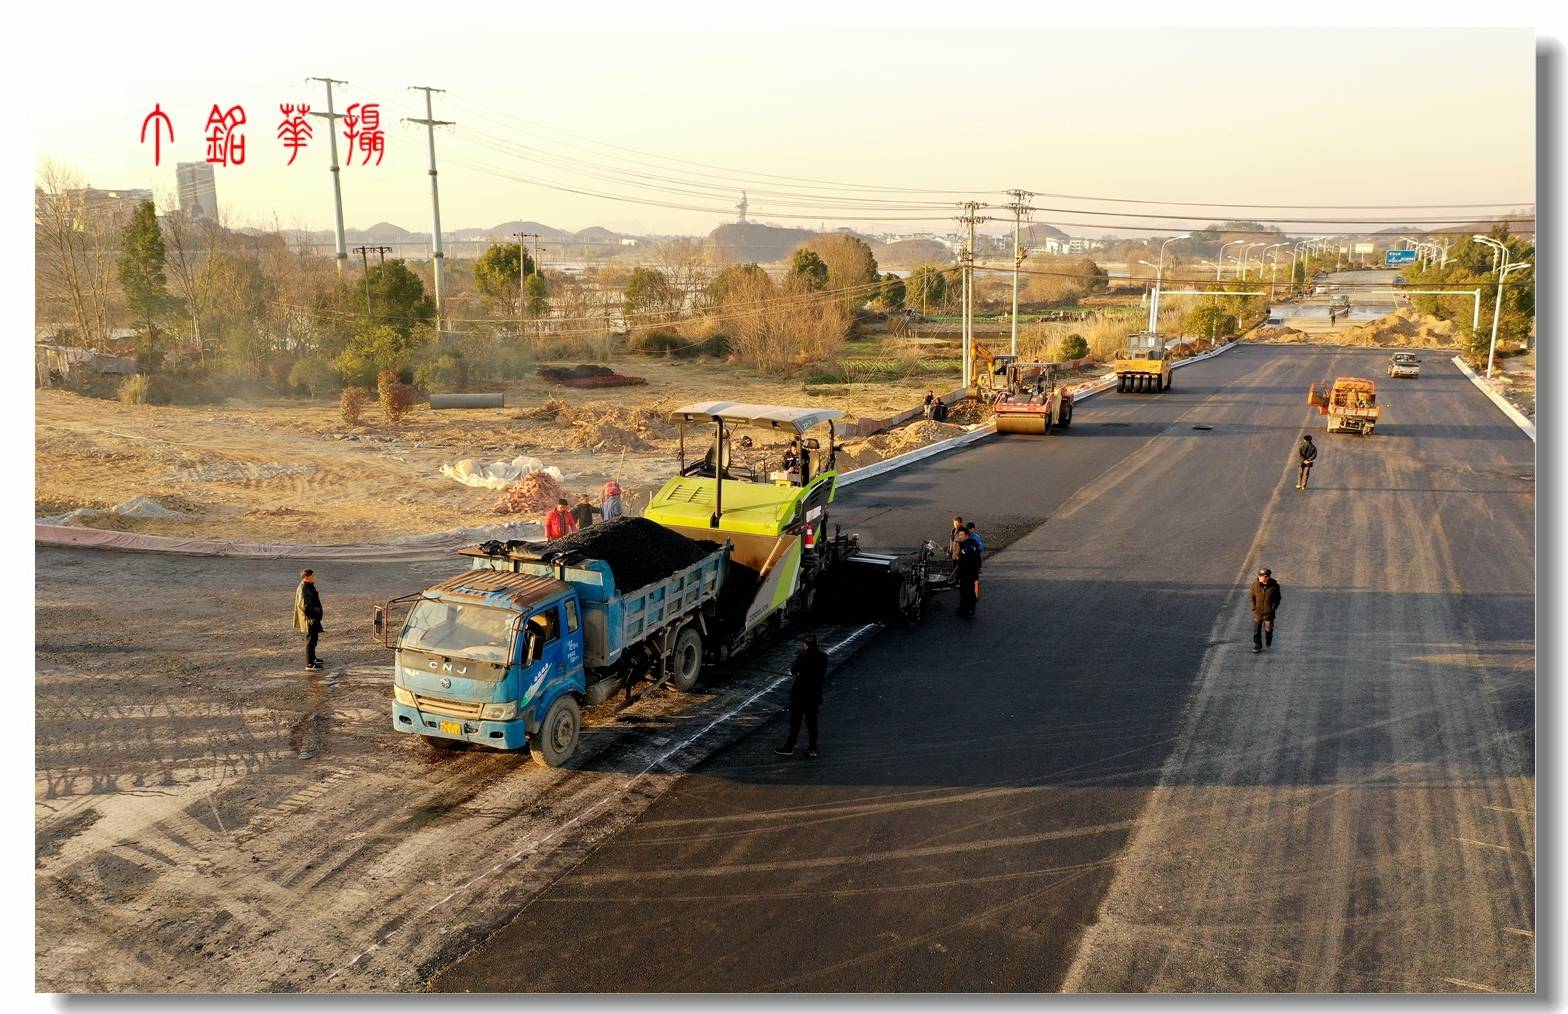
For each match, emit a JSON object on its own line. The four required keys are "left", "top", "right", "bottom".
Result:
{"left": 1308, "top": 377, "right": 1380, "bottom": 435}
{"left": 987, "top": 358, "right": 1075, "bottom": 435}
{"left": 1114, "top": 332, "right": 1172, "bottom": 393}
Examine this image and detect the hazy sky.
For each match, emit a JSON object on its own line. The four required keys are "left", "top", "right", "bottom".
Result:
{"left": 31, "top": 26, "right": 1535, "bottom": 237}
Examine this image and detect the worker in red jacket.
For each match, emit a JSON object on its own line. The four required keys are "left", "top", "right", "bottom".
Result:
{"left": 544, "top": 498, "right": 578, "bottom": 540}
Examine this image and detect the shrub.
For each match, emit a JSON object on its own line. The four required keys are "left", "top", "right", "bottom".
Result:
{"left": 118, "top": 374, "right": 150, "bottom": 405}
{"left": 289, "top": 355, "right": 341, "bottom": 398}
{"left": 378, "top": 369, "right": 416, "bottom": 424}
{"left": 413, "top": 354, "right": 468, "bottom": 393}
{"left": 340, "top": 387, "right": 368, "bottom": 426}
{"left": 1055, "top": 334, "right": 1090, "bottom": 361}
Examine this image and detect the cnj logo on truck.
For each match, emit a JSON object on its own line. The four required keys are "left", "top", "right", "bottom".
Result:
{"left": 428, "top": 660, "right": 469, "bottom": 676}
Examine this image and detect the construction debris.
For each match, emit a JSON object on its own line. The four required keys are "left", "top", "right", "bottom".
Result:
{"left": 836, "top": 419, "right": 967, "bottom": 470}
{"left": 492, "top": 471, "right": 565, "bottom": 516}
{"left": 537, "top": 364, "right": 648, "bottom": 388}
{"left": 441, "top": 455, "right": 563, "bottom": 490}
{"left": 1335, "top": 307, "right": 1460, "bottom": 348}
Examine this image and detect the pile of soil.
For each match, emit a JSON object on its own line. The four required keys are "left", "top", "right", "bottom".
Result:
{"left": 944, "top": 398, "right": 993, "bottom": 426}
{"left": 544, "top": 516, "right": 717, "bottom": 593}
{"left": 1336, "top": 307, "right": 1459, "bottom": 348}
{"left": 837, "top": 418, "right": 967, "bottom": 470}
{"left": 492, "top": 471, "right": 564, "bottom": 515}
{"left": 537, "top": 364, "right": 648, "bottom": 388}
{"left": 569, "top": 419, "right": 651, "bottom": 453}
{"left": 1248, "top": 325, "right": 1307, "bottom": 342}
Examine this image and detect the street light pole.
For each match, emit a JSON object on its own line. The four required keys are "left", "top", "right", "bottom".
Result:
{"left": 1219, "top": 239, "right": 1246, "bottom": 280}
{"left": 1486, "top": 261, "right": 1531, "bottom": 379}
{"left": 1263, "top": 243, "right": 1286, "bottom": 299}
{"left": 1146, "top": 233, "right": 1189, "bottom": 332}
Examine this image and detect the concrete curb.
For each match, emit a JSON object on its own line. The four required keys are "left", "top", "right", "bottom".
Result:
{"left": 839, "top": 340, "right": 1236, "bottom": 488}
{"left": 1451, "top": 356, "right": 1536, "bottom": 443}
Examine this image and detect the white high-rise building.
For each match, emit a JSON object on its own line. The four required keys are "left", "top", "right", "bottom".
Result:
{"left": 176, "top": 162, "right": 218, "bottom": 220}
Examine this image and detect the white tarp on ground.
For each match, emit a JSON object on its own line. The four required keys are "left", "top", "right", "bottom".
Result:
{"left": 40, "top": 495, "right": 198, "bottom": 526}
{"left": 439, "top": 455, "right": 564, "bottom": 490}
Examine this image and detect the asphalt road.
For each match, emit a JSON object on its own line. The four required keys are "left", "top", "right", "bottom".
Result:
{"left": 431, "top": 345, "right": 1534, "bottom": 993}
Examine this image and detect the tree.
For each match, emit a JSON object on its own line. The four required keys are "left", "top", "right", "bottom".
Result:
{"left": 706, "top": 263, "right": 771, "bottom": 308}
{"left": 524, "top": 272, "right": 550, "bottom": 319}
{"left": 474, "top": 242, "right": 535, "bottom": 317}
{"left": 622, "top": 266, "right": 679, "bottom": 327}
{"left": 800, "top": 234, "right": 880, "bottom": 308}
{"left": 906, "top": 263, "right": 948, "bottom": 314}
{"left": 787, "top": 249, "right": 828, "bottom": 291}
{"left": 35, "top": 161, "right": 116, "bottom": 347}
{"left": 1184, "top": 302, "right": 1238, "bottom": 341}
{"left": 364, "top": 259, "right": 435, "bottom": 335}
{"left": 118, "top": 200, "right": 175, "bottom": 346}
{"left": 1055, "top": 334, "right": 1089, "bottom": 361}
{"left": 875, "top": 272, "right": 906, "bottom": 312}
{"left": 333, "top": 322, "right": 425, "bottom": 385}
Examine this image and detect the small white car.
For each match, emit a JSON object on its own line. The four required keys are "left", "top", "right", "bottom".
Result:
{"left": 1387, "top": 353, "right": 1421, "bottom": 379}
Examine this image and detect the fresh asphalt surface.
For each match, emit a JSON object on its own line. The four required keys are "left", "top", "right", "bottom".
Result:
{"left": 432, "top": 345, "right": 1535, "bottom": 992}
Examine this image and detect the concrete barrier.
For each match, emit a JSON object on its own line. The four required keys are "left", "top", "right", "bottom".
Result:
{"left": 1451, "top": 356, "right": 1536, "bottom": 442}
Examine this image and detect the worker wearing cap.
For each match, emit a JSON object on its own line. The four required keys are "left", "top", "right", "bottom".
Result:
{"left": 955, "top": 528, "right": 983, "bottom": 618}
{"left": 293, "top": 568, "right": 325, "bottom": 671}
{"left": 1249, "top": 568, "right": 1283, "bottom": 653}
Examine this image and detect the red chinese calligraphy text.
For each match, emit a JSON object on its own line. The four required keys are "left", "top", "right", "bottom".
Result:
{"left": 277, "top": 104, "right": 313, "bottom": 165}
{"left": 205, "top": 104, "right": 247, "bottom": 166}
{"left": 343, "top": 102, "right": 384, "bottom": 166}
{"left": 140, "top": 103, "right": 175, "bottom": 166}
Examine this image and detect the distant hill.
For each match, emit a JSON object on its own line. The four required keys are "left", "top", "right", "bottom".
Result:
{"left": 1020, "top": 223, "right": 1068, "bottom": 244}
{"left": 708, "top": 221, "right": 819, "bottom": 264}
{"left": 871, "top": 238, "right": 950, "bottom": 266}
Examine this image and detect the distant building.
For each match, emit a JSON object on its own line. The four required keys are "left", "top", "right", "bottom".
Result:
{"left": 176, "top": 162, "right": 218, "bottom": 220}
{"left": 620, "top": 237, "right": 639, "bottom": 246}
{"left": 35, "top": 187, "right": 154, "bottom": 229}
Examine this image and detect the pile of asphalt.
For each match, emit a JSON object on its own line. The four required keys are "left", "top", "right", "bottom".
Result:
{"left": 546, "top": 517, "right": 716, "bottom": 593}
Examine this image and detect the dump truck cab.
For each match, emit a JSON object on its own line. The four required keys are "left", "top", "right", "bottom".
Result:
{"left": 389, "top": 570, "right": 586, "bottom": 754}
{"left": 1114, "top": 332, "right": 1172, "bottom": 393}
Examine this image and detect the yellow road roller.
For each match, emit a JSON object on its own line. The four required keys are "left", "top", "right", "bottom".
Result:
{"left": 1114, "top": 332, "right": 1172, "bottom": 393}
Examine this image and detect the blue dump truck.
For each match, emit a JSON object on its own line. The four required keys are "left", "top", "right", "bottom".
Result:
{"left": 381, "top": 516, "right": 933, "bottom": 766}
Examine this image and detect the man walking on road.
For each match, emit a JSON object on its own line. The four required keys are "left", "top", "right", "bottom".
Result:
{"left": 955, "top": 528, "right": 983, "bottom": 618}
{"left": 294, "top": 568, "right": 325, "bottom": 671}
{"left": 775, "top": 634, "right": 827, "bottom": 758}
{"left": 1296, "top": 433, "right": 1318, "bottom": 489}
{"left": 1249, "top": 568, "right": 1282, "bottom": 653}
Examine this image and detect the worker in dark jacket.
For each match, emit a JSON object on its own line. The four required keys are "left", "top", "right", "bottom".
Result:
{"left": 569, "top": 493, "right": 600, "bottom": 530}
{"left": 775, "top": 635, "right": 827, "bottom": 758}
{"left": 1249, "top": 568, "right": 1282, "bottom": 653}
{"left": 293, "top": 568, "right": 324, "bottom": 670}
{"left": 1296, "top": 434, "right": 1318, "bottom": 490}
{"left": 955, "top": 528, "right": 983, "bottom": 617}
{"left": 949, "top": 516, "right": 965, "bottom": 561}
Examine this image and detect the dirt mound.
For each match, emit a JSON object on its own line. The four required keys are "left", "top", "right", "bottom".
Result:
{"left": 1248, "top": 325, "right": 1307, "bottom": 343}
{"left": 543, "top": 516, "right": 718, "bottom": 593}
{"left": 1336, "top": 306, "right": 1459, "bottom": 348}
{"left": 944, "top": 398, "right": 993, "bottom": 426}
{"left": 837, "top": 418, "right": 967, "bottom": 470}
{"left": 537, "top": 364, "right": 647, "bottom": 388}
{"left": 492, "top": 470, "right": 564, "bottom": 516}
{"left": 570, "top": 419, "right": 650, "bottom": 453}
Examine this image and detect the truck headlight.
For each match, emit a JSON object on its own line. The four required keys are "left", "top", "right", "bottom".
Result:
{"left": 481, "top": 701, "right": 518, "bottom": 721}
{"left": 393, "top": 685, "right": 416, "bottom": 707}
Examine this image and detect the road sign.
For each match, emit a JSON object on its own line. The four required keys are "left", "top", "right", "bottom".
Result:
{"left": 1385, "top": 249, "right": 1417, "bottom": 266}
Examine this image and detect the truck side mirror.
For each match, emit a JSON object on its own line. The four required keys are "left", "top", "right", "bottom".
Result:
{"left": 803, "top": 438, "right": 820, "bottom": 450}
{"left": 373, "top": 605, "right": 386, "bottom": 646}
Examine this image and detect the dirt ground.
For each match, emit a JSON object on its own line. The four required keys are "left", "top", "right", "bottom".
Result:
{"left": 1247, "top": 306, "right": 1461, "bottom": 349}
{"left": 1483, "top": 347, "right": 1536, "bottom": 421}
{"left": 35, "top": 358, "right": 953, "bottom": 544}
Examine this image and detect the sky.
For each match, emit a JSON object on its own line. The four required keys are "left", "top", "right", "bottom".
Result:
{"left": 30, "top": 26, "right": 1536, "bottom": 239}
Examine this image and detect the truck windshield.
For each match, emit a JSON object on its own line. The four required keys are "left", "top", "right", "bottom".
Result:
{"left": 401, "top": 600, "right": 515, "bottom": 664}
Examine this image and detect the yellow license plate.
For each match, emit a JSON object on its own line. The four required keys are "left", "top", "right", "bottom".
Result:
{"left": 439, "top": 720, "right": 462, "bottom": 736}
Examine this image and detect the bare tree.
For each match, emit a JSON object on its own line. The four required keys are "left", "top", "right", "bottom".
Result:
{"left": 35, "top": 161, "right": 116, "bottom": 346}
{"left": 652, "top": 238, "right": 713, "bottom": 312}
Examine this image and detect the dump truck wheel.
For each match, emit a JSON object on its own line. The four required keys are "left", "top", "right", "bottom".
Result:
{"left": 667, "top": 626, "right": 704, "bottom": 692}
{"left": 531, "top": 695, "right": 581, "bottom": 768}
{"left": 1059, "top": 401, "right": 1072, "bottom": 428}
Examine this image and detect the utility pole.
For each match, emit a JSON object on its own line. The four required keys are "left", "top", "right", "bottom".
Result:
{"left": 512, "top": 231, "right": 540, "bottom": 317}
{"left": 956, "top": 202, "right": 988, "bottom": 389}
{"left": 353, "top": 245, "right": 392, "bottom": 319}
{"left": 1004, "top": 189, "right": 1034, "bottom": 357}
{"left": 407, "top": 86, "right": 454, "bottom": 334}
{"left": 307, "top": 77, "right": 349, "bottom": 276}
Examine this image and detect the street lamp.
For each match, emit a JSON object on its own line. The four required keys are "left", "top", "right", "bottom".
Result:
{"left": 1263, "top": 242, "right": 1287, "bottom": 299}
{"left": 1219, "top": 239, "right": 1247, "bottom": 280}
{"left": 1486, "top": 261, "right": 1531, "bottom": 379}
{"left": 1148, "top": 233, "right": 1190, "bottom": 331}
{"left": 1473, "top": 234, "right": 1506, "bottom": 275}
{"left": 1240, "top": 243, "right": 1266, "bottom": 280}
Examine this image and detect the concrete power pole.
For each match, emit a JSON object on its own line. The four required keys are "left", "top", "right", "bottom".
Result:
{"left": 1005, "top": 189, "right": 1034, "bottom": 357}
{"left": 512, "top": 231, "right": 540, "bottom": 318}
{"left": 307, "top": 77, "right": 349, "bottom": 276}
{"left": 353, "top": 244, "right": 393, "bottom": 319}
{"left": 407, "top": 86, "right": 454, "bottom": 333}
{"left": 957, "top": 202, "right": 987, "bottom": 390}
